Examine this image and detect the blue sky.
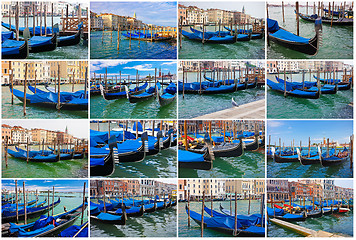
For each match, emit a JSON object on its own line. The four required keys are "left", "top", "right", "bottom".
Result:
{"left": 268, "top": 120, "right": 353, "bottom": 146}
{"left": 182, "top": 2, "right": 265, "bottom": 18}
{"left": 91, "top": 2, "right": 177, "bottom": 27}
{"left": 335, "top": 179, "right": 353, "bottom": 189}
{"left": 2, "top": 180, "right": 87, "bottom": 193}
{"left": 90, "top": 61, "right": 177, "bottom": 79}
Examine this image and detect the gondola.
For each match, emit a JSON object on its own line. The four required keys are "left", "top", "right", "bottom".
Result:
{"left": 125, "top": 83, "right": 160, "bottom": 103}
{"left": 144, "top": 202, "right": 156, "bottom": 213}
{"left": 320, "top": 148, "right": 349, "bottom": 166}
{"left": 146, "top": 132, "right": 163, "bottom": 156}
{"left": 187, "top": 205, "right": 265, "bottom": 237}
{"left": 298, "top": 147, "right": 324, "bottom": 165}
{"left": 2, "top": 198, "right": 61, "bottom": 223}
{"left": 224, "top": 26, "right": 264, "bottom": 39}
{"left": 244, "top": 136, "right": 259, "bottom": 151}
{"left": 267, "top": 79, "right": 321, "bottom": 99}
{"left": 191, "top": 26, "right": 251, "bottom": 42}
{"left": 1, "top": 22, "right": 53, "bottom": 35}
{"left": 107, "top": 204, "right": 144, "bottom": 217}
{"left": 200, "top": 83, "right": 239, "bottom": 94}
{"left": 7, "top": 148, "right": 60, "bottom": 163}
{"left": 90, "top": 134, "right": 147, "bottom": 163}
{"left": 267, "top": 207, "right": 306, "bottom": 222}
{"left": 156, "top": 201, "right": 166, "bottom": 210}
{"left": 9, "top": 86, "right": 88, "bottom": 111}
{"left": 6, "top": 203, "right": 86, "bottom": 237}
{"left": 90, "top": 209, "right": 127, "bottom": 225}
{"left": 122, "top": 32, "right": 173, "bottom": 41}
{"left": 90, "top": 136, "right": 117, "bottom": 177}
{"left": 313, "top": 75, "right": 352, "bottom": 90}
{"left": 267, "top": 18, "right": 322, "bottom": 55}
{"left": 181, "top": 29, "right": 238, "bottom": 44}
{"left": 2, "top": 39, "right": 29, "bottom": 59}
{"left": 218, "top": 205, "right": 263, "bottom": 227}
{"left": 72, "top": 150, "right": 85, "bottom": 159}
{"left": 58, "top": 221, "right": 88, "bottom": 237}
{"left": 57, "top": 24, "right": 83, "bottom": 47}
{"left": 101, "top": 82, "right": 148, "bottom": 100}
{"left": 29, "top": 33, "right": 57, "bottom": 53}
{"left": 296, "top": 11, "right": 353, "bottom": 26}
{"left": 158, "top": 82, "right": 177, "bottom": 107}
{"left": 306, "top": 209, "right": 323, "bottom": 218}
{"left": 276, "top": 76, "right": 337, "bottom": 94}
{"left": 178, "top": 148, "right": 213, "bottom": 170}
{"left": 184, "top": 140, "right": 244, "bottom": 158}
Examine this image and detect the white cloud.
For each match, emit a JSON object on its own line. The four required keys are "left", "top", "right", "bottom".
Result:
{"left": 91, "top": 61, "right": 130, "bottom": 72}
{"left": 268, "top": 121, "right": 284, "bottom": 128}
{"left": 161, "top": 62, "right": 176, "bottom": 66}
{"left": 123, "top": 64, "right": 154, "bottom": 71}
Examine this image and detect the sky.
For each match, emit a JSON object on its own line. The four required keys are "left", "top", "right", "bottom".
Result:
{"left": 2, "top": 179, "right": 87, "bottom": 193}
{"left": 334, "top": 179, "right": 353, "bottom": 189}
{"left": 268, "top": 120, "right": 353, "bottom": 146}
{"left": 90, "top": 61, "right": 177, "bottom": 79}
{"left": 181, "top": 2, "right": 265, "bottom": 18}
{"left": 3, "top": 120, "right": 88, "bottom": 139}
{"left": 91, "top": 2, "right": 177, "bottom": 26}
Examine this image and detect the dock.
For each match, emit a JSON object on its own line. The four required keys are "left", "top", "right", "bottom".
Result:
{"left": 270, "top": 218, "right": 344, "bottom": 237}
{"left": 193, "top": 99, "right": 265, "bottom": 120}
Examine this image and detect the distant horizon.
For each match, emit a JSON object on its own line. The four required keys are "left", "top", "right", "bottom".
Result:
{"left": 91, "top": 2, "right": 177, "bottom": 27}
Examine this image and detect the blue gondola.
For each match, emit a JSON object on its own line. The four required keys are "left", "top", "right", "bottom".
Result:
{"left": 267, "top": 18, "right": 322, "bottom": 55}
{"left": 158, "top": 81, "right": 176, "bottom": 106}
{"left": 267, "top": 79, "right": 320, "bottom": 99}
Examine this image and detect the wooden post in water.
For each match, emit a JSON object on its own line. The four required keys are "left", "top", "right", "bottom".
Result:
{"left": 331, "top": 2, "right": 334, "bottom": 27}
{"left": 234, "top": 192, "right": 237, "bottom": 236}
{"left": 44, "top": 5, "right": 47, "bottom": 35}
{"left": 15, "top": 180, "right": 19, "bottom": 223}
{"left": 326, "top": 138, "right": 329, "bottom": 158}
{"left": 47, "top": 190, "right": 50, "bottom": 216}
{"left": 103, "top": 181, "right": 107, "bottom": 213}
{"left": 282, "top": 1, "right": 285, "bottom": 23}
{"left": 308, "top": 137, "right": 311, "bottom": 157}
{"left": 201, "top": 191, "right": 205, "bottom": 237}
{"left": 210, "top": 190, "right": 213, "bottom": 217}
{"left": 23, "top": 182, "right": 27, "bottom": 224}
{"left": 57, "top": 64, "right": 61, "bottom": 111}
{"left": 187, "top": 192, "right": 190, "bottom": 227}
{"left": 52, "top": 186, "right": 54, "bottom": 216}
{"left": 350, "top": 135, "right": 353, "bottom": 169}
{"left": 117, "top": 24, "right": 120, "bottom": 51}
{"left": 248, "top": 193, "right": 251, "bottom": 214}
{"left": 26, "top": 137, "right": 29, "bottom": 163}
{"left": 4, "top": 136, "right": 8, "bottom": 168}
{"left": 39, "top": 2, "right": 43, "bottom": 36}
{"left": 184, "top": 120, "right": 188, "bottom": 151}
{"left": 23, "top": 63, "right": 28, "bottom": 116}
{"left": 179, "top": 17, "right": 182, "bottom": 49}
{"left": 296, "top": 1, "right": 300, "bottom": 36}
{"left": 284, "top": 68, "right": 287, "bottom": 97}
{"left": 51, "top": 3, "right": 54, "bottom": 34}
{"left": 202, "top": 18, "right": 205, "bottom": 44}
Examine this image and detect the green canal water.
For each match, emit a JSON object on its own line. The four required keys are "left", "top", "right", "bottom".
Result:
{"left": 267, "top": 74, "right": 353, "bottom": 119}
{"left": 268, "top": 210, "right": 353, "bottom": 237}
{"left": 178, "top": 200, "right": 264, "bottom": 237}
{"left": 179, "top": 151, "right": 265, "bottom": 178}
{"left": 2, "top": 85, "right": 88, "bottom": 119}
{"left": 2, "top": 147, "right": 88, "bottom": 178}
{"left": 179, "top": 26, "right": 265, "bottom": 59}
{"left": 267, "top": 6, "right": 353, "bottom": 59}
{"left": 267, "top": 157, "right": 353, "bottom": 178}
{"left": 90, "top": 31, "right": 177, "bottom": 59}
{"left": 5, "top": 191, "right": 88, "bottom": 237}
{"left": 90, "top": 84, "right": 177, "bottom": 119}
{"left": 178, "top": 72, "right": 265, "bottom": 119}
{"left": 90, "top": 204, "right": 177, "bottom": 237}
{"left": 2, "top": 17, "right": 88, "bottom": 59}
{"left": 109, "top": 147, "right": 177, "bottom": 178}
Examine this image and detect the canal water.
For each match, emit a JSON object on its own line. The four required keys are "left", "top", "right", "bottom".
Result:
{"left": 2, "top": 17, "right": 88, "bottom": 59}
{"left": 2, "top": 84, "right": 88, "bottom": 119}
{"left": 267, "top": 74, "right": 353, "bottom": 119}
{"left": 111, "top": 147, "right": 177, "bottom": 178}
{"left": 3, "top": 187, "right": 88, "bottom": 237}
{"left": 90, "top": 82, "right": 177, "bottom": 119}
{"left": 179, "top": 151, "right": 265, "bottom": 178}
{"left": 90, "top": 31, "right": 177, "bottom": 59}
{"left": 178, "top": 200, "right": 264, "bottom": 237}
{"left": 267, "top": 157, "right": 353, "bottom": 178}
{"left": 268, "top": 209, "right": 353, "bottom": 237}
{"left": 178, "top": 71, "right": 265, "bottom": 119}
{"left": 179, "top": 26, "right": 265, "bottom": 59}
{"left": 2, "top": 146, "right": 88, "bottom": 178}
{"left": 90, "top": 204, "right": 177, "bottom": 237}
{"left": 267, "top": 6, "right": 353, "bottom": 59}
